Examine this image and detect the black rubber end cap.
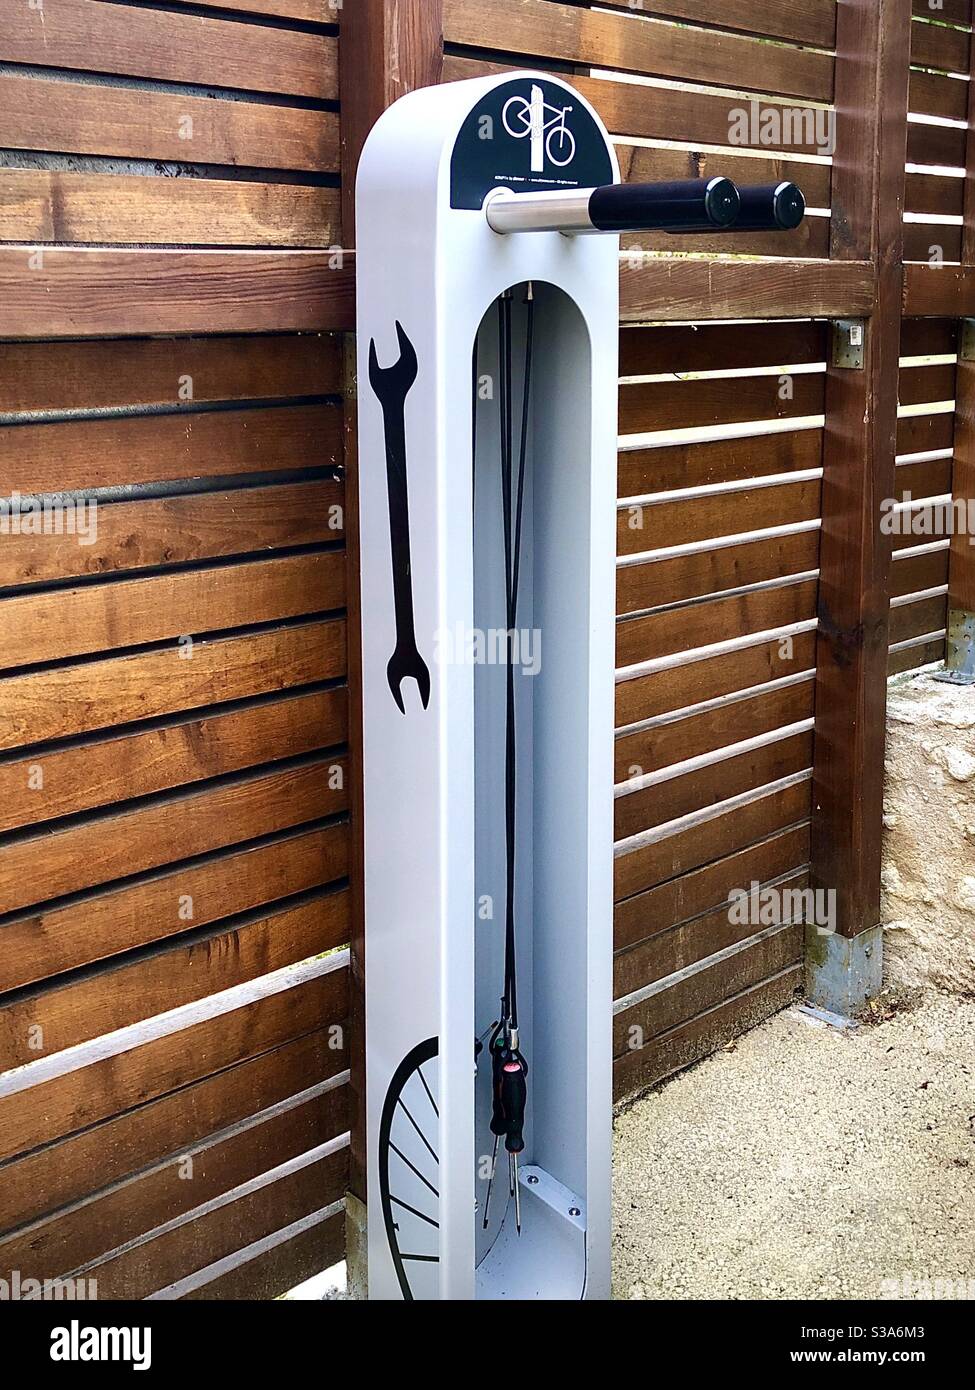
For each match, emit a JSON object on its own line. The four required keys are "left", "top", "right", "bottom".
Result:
{"left": 773, "top": 182, "right": 806, "bottom": 230}
{"left": 703, "top": 177, "right": 741, "bottom": 228}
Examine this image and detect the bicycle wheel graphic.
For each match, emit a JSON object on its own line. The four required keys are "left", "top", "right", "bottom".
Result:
{"left": 546, "top": 125, "right": 576, "bottom": 167}
{"left": 501, "top": 95, "right": 532, "bottom": 139}
{"left": 377, "top": 1036, "right": 440, "bottom": 1300}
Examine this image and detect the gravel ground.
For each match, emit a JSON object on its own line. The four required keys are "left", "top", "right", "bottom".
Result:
{"left": 612, "top": 990, "right": 975, "bottom": 1300}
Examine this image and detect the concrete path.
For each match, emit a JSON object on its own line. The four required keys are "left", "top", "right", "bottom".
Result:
{"left": 613, "top": 990, "right": 975, "bottom": 1300}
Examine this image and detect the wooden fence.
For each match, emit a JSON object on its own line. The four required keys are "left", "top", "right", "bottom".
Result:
{"left": 0, "top": 0, "right": 969, "bottom": 1297}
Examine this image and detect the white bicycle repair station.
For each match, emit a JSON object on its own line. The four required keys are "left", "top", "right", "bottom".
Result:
{"left": 355, "top": 69, "right": 805, "bottom": 1301}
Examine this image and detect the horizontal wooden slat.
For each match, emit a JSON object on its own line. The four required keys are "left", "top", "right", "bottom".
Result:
{"left": 83, "top": 1144, "right": 347, "bottom": 1299}
{"left": 912, "top": 0, "right": 971, "bottom": 23}
{"left": 904, "top": 171, "right": 965, "bottom": 218}
{"left": 615, "top": 821, "right": 811, "bottom": 953}
{"left": 0, "top": 756, "right": 348, "bottom": 915}
{"left": 0, "top": 551, "right": 345, "bottom": 670}
{"left": 617, "top": 630, "right": 818, "bottom": 726}
{"left": 0, "top": 0, "right": 338, "bottom": 100}
{"left": 896, "top": 453, "right": 953, "bottom": 498}
{"left": 155, "top": 0, "right": 341, "bottom": 25}
{"left": 618, "top": 480, "right": 822, "bottom": 557}
{"left": 613, "top": 925, "right": 802, "bottom": 1053}
{"left": 618, "top": 530, "right": 821, "bottom": 616}
{"left": 2, "top": 254, "right": 870, "bottom": 338}
{"left": 0, "top": 335, "right": 341, "bottom": 415}
{"left": 0, "top": 687, "right": 347, "bottom": 834}
{"left": 0, "top": 822, "right": 349, "bottom": 993}
{"left": 0, "top": 892, "right": 350, "bottom": 1069}
{"left": 614, "top": 778, "right": 811, "bottom": 900}
{"left": 615, "top": 679, "right": 814, "bottom": 781}
{"left": 619, "top": 322, "right": 827, "bottom": 378}
{"left": 615, "top": 731, "right": 812, "bottom": 840}
{"left": 0, "top": 1081, "right": 348, "bottom": 1282}
{"left": 891, "top": 546, "right": 950, "bottom": 597}
{"left": 888, "top": 635, "right": 946, "bottom": 673}
{"left": 445, "top": 55, "right": 834, "bottom": 154}
{"left": 0, "top": 964, "right": 348, "bottom": 1164}
{"left": 620, "top": 374, "right": 824, "bottom": 435}
{"left": 617, "top": 577, "right": 818, "bottom": 668}
{"left": 0, "top": 616, "right": 346, "bottom": 752}
{"left": 620, "top": 258, "right": 874, "bottom": 321}
{"left": 593, "top": 0, "right": 836, "bottom": 46}
{"left": 1, "top": 403, "right": 340, "bottom": 494}
{"left": 184, "top": 1210, "right": 345, "bottom": 1300}
{"left": 614, "top": 869, "right": 809, "bottom": 998}
{"left": 898, "top": 361, "right": 957, "bottom": 405}
{"left": 0, "top": 72, "right": 340, "bottom": 174}
{"left": 907, "top": 118, "right": 967, "bottom": 169}
{"left": 0, "top": 249, "right": 356, "bottom": 337}
{"left": 613, "top": 962, "right": 801, "bottom": 1098}
{"left": 896, "top": 410, "right": 954, "bottom": 452}
{"left": 900, "top": 318, "right": 957, "bottom": 356}
{"left": 443, "top": 0, "right": 834, "bottom": 100}
{"left": 0, "top": 171, "right": 341, "bottom": 249}
{"left": 911, "top": 16, "right": 970, "bottom": 72}
{"left": 893, "top": 505, "right": 953, "bottom": 550}
{"left": 909, "top": 69, "right": 969, "bottom": 121}
{"left": 889, "top": 592, "right": 948, "bottom": 643}
{"left": 618, "top": 430, "right": 824, "bottom": 497}
{"left": 0, "top": 481, "right": 342, "bottom": 588}
{"left": 903, "top": 263, "right": 975, "bottom": 316}
{"left": 0, "top": 1025, "right": 344, "bottom": 1234}
{"left": 904, "top": 220, "right": 962, "bottom": 263}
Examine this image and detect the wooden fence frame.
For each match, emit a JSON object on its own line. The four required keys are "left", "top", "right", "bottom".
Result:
{"left": 336, "top": 0, "right": 965, "bottom": 1204}
{"left": 0, "top": 0, "right": 970, "bottom": 1286}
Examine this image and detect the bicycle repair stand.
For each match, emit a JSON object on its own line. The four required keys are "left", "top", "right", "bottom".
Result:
{"left": 357, "top": 70, "right": 806, "bottom": 1302}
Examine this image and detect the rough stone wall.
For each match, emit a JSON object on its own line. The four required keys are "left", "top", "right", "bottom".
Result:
{"left": 882, "top": 673, "right": 975, "bottom": 994}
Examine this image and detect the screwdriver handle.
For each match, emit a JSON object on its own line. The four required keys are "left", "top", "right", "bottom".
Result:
{"left": 501, "top": 1057, "right": 528, "bottom": 1155}
{"left": 489, "top": 1034, "right": 509, "bottom": 1138}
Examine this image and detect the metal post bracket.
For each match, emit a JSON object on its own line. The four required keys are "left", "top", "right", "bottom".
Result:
{"left": 831, "top": 318, "right": 866, "bottom": 370}
{"left": 933, "top": 607, "right": 975, "bottom": 685}
{"left": 960, "top": 319, "right": 975, "bottom": 364}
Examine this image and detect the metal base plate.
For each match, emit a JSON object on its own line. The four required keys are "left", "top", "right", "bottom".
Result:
{"left": 932, "top": 669, "right": 975, "bottom": 687}
{"left": 805, "top": 923, "right": 883, "bottom": 1017}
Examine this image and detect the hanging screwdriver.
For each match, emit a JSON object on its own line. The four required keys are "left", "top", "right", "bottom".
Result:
{"left": 482, "top": 1020, "right": 509, "bottom": 1230}
{"left": 501, "top": 1049, "right": 528, "bottom": 1234}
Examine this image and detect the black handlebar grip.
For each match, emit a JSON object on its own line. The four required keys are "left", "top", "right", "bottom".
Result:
{"left": 587, "top": 177, "right": 740, "bottom": 234}
{"left": 733, "top": 182, "right": 806, "bottom": 231}
{"left": 501, "top": 1057, "right": 528, "bottom": 1155}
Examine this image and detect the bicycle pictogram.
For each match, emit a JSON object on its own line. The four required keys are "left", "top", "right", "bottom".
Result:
{"left": 501, "top": 85, "right": 576, "bottom": 170}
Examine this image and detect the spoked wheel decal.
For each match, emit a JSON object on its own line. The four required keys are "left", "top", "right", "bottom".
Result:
{"left": 377, "top": 1036, "right": 440, "bottom": 1299}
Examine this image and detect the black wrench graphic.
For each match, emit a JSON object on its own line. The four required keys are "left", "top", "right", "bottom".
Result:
{"left": 368, "top": 321, "right": 431, "bottom": 714}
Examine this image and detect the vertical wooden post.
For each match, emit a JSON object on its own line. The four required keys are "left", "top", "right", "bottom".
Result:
{"left": 942, "top": 28, "right": 975, "bottom": 680}
{"left": 808, "top": 0, "right": 911, "bottom": 1008}
{"left": 338, "top": 0, "right": 445, "bottom": 1213}
{"left": 339, "top": 0, "right": 445, "bottom": 243}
